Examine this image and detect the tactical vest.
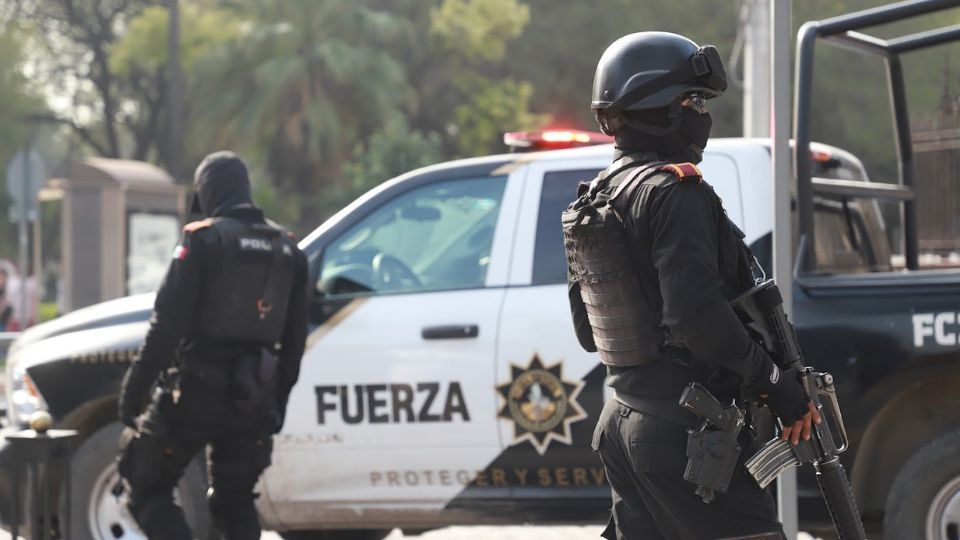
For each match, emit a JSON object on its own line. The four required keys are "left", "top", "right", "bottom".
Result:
{"left": 194, "top": 218, "right": 296, "bottom": 344}
{"left": 564, "top": 158, "right": 762, "bottom": 368}
{"left": 563, "top": 159, "right": 673, "bottom": 367}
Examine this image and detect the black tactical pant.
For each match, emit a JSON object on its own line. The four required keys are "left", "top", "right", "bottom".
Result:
{"left": 118, "top": 370, "right": 275, "bottom": 540}
{"left": 593, "top": 398, "right": 784, "bottom": 540}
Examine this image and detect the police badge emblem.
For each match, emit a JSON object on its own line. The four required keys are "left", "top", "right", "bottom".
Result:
{"left": 497, "top": 354, "right": 587, "bottom": 455}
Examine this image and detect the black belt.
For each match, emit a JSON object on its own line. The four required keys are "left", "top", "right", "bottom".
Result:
{"left": 663, "top": 344, "right": 695, "bottom": 366}
{"left": 614, "top": 392, "right": 696, "bottom": 427}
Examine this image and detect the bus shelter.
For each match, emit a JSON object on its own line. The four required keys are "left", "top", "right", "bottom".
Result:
{"left": 42, "top": 158, "right": 184, "bottom": 313}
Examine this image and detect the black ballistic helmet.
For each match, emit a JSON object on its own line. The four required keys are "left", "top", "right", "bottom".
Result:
{"left": 592, "top": 32, "right": 727, "bottom": 135}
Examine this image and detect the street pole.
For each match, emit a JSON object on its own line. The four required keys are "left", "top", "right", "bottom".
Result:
{"left": 33, "top": 207, "right": 41, "bottom": 324}
{"left": 771, "top": 0, "right": 797, "bottom": 538}
{"left": 166, "top": 0, "right": 183, "bottom": 181}
{"left": 744, "top": 0, "right": 771, "bottom": 137}
{"left": 17, "top": 135, "right": 31, "bottom": 326}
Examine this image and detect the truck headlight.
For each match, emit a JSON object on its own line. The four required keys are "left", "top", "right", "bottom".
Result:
{"left": 9, "top": 366, "right": 47, "bottom": 426}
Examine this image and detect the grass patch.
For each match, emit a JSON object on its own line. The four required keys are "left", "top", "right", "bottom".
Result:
{"left": 39, "top": 303, "right": 58, "bottom": 323}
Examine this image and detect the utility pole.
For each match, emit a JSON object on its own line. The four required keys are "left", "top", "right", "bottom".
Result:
{"left": 744, "top": 0, "right": 772, "bottom": 137}
{"left": 17, "top": 135, "right": 31, "bottom": 325}
{"left": 166, "top": 0, "right": 183, "bottom": 181}
{"left": 771, "top": 0, "right": 798, "bottom": 537}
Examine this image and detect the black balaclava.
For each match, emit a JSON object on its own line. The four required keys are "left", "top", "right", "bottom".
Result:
{"left": 189, "top": 151, "right": 253, "bottom": 217}
{"left": 615, "top": 107, "right": 713, "bottom": 164}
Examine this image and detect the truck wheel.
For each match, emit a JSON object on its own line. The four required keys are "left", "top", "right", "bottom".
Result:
{"left": 885, "top": 429, "right": 960, "bottom": 540}
{"left": 280, "top": 530, "right": 392, "bottom": 540}
{"left": 67, "top": 421, "right": 212, "bottom": 540}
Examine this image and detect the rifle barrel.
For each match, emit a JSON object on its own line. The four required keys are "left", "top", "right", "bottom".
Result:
{"left": 815, "top": 457, "right": 867, "bottom": 540}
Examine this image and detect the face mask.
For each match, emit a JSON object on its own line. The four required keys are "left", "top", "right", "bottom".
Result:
{"left": 615, "top": 108, "right": 712, "bottom": 164}
{"left": 676, "top": 108, "right": 712, "bottom": 163}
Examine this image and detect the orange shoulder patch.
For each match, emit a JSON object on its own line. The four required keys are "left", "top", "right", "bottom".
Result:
{"left": 659, "top": 162, "right": 703, "bottom": 183}
{"left": 286, "top": 230, "right": 298, "bottom": 241}
{"left": 182, "top": 219, "right": 214, "bottom": 233}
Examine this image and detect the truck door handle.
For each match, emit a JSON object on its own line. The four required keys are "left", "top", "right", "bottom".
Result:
{"left": 421, "top": 325, "right": 479, "bottom": 340}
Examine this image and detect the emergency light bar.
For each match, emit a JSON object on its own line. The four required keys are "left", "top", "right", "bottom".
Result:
{"left": 503, "top": 129, "right": 613, "bottom": 152}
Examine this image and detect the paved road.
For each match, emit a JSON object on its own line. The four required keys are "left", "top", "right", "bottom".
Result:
{"left": 8, "top": 527, "right": 818, "bottom": 540}
{"left": 263, "top": 528, "right": 820, "bottom": 539}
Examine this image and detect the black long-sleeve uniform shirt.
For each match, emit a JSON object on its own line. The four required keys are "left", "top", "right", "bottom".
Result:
{"left": 120, "top": 205, "right": 308, "bottom": 423}
{"left": 570, "top": 156, "right": 772, "bottom": 402}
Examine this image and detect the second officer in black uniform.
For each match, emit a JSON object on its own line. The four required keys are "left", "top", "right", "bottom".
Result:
{"left": 564, "top": 33, "right": 820, "bottom": 539}
{"left": 117, "top": 151, "right": 308, "bottom": 539}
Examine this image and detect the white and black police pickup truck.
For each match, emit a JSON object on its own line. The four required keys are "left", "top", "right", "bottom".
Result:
{"left": 3, "top": 126, "right": 960, "bottom": 540}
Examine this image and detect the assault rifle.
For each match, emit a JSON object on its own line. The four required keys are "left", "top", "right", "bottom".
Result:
{"left": 733, "top": 280, "right": 867, "bottom": 540}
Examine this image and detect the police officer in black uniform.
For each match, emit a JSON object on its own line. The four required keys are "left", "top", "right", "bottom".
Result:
{"left": 117, "top": 151, "right": 308, "bottom": 539}
{"left": 564, "top": 33, "right": 820, "bottom": 539}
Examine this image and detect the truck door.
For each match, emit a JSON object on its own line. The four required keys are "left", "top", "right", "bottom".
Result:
{"left": 261, "top": 171, "right": 522, "bottom": 527}
{"left": 490, "top": 158, "right": 612, "bottom": 520}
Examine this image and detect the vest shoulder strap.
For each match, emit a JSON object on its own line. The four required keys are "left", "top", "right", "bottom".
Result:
{"left": 182, "top": 219, "right": 214, "bottom": 234}
{"left": 608, "top": 162, "right": 667, "bottom": 205}
{"left": 622, "top": 161, "right": 704, "bottom": 224}
{"left": 582, "top": 152, "right": 657, "bottom": 199}
{"left": 658, "top": 162, "right": 703, "bottom": 182}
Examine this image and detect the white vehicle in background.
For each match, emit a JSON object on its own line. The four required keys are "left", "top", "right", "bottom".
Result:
{"left": 3, "top": 130, "right": 955, "bottom": 540}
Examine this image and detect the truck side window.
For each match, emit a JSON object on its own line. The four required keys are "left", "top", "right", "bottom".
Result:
{"left": 532, "top": 169, "right": 602, "bottom": 286}
{"left": 812, "top": 198, "right": 891, "bottom": 274}
{"left": 317, "top": 177, "right": 507, "bottom": 296}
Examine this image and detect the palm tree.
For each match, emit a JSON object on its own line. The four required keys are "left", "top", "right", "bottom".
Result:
{"left": 195, "top": 0, "right": 413, "bottom": 224}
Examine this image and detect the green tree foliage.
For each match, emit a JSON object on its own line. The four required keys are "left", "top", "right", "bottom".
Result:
{"left": 337, "top": 116, "right": 443, "bottom": 217}
{"left": 11, "top": 0, "right": 957, "bottom": 236}
{"left": 16, "top": 0, "right": 158, "bottom": 159}
{"left": 430, "top": 0, "right": 530, "bottom": 62}
{"left": 192, "top": 0, "right": 413, "bottom": 227}
{"left": 109, "top": 2, "right": 241, "bottom": 172}
{"left": 502, "top": 0, "right": 743, "bottom": 135}
{"left": 110, "top": 4, "right": 240, "bottom": 75}
{"left": 0, "top": 22, "right": 43, "bottom": 259}
{"left": 414, "top": 0, "right": 544, "bottom": 158}
{"left": 344, "top": 117, "right": 443, "bottom": 191}
{"left": 453, "top": 77, "right": 548, "bottom": 156}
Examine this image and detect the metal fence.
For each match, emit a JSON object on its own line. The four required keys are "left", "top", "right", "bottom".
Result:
{"left": 913, "top": 119, "right": 960, "bottom": 254}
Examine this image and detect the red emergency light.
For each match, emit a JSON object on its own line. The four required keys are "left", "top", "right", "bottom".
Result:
{"left": 503, "top": 129, "right": 614, "bottom": 152}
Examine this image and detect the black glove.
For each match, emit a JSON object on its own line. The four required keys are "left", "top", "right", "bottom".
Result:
{"left": 747, "top": 364, "right": 810, "bottom": 426}
{"left": 118, "top": 368, "right": 150, "bottom": 428}
{"left": 118, "top": 392, "right": 140, "bottom": 428}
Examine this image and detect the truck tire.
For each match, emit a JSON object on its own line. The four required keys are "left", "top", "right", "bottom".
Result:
{"left": 66, "top": 421, "right": 212, "bottom": 540}
{"left": 885, "top": 429, "right": 960, "bottom": 540}
{"left": 280, "top": 530, "right": 392, "bottom": 540}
